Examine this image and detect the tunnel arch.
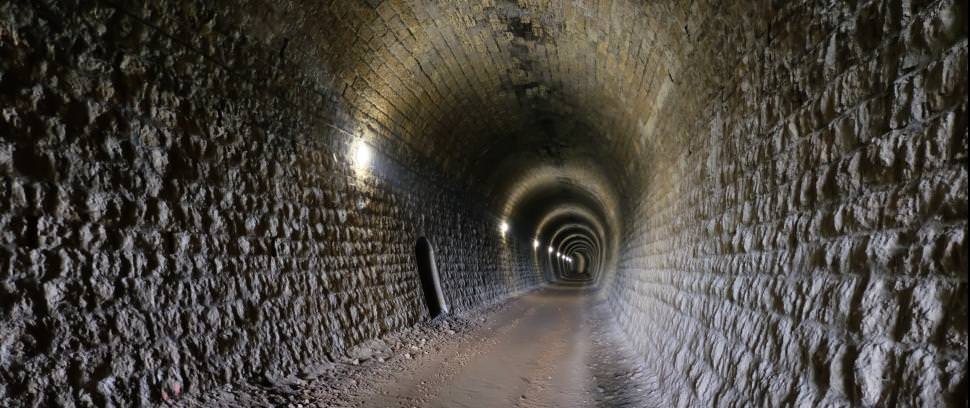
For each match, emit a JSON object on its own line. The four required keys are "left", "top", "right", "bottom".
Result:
{"left": 2, "top": 0, "right": 964, "bottom": 406}
{"left": 547, "top": 226, "right": 602, "bottom": 283}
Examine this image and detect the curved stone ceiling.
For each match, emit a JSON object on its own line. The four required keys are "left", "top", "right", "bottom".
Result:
{"left": 241, "top": 0, "right": 755, "bottom": 281}
{"left": 248, "top": 0, "right": 723, "bottom": 183}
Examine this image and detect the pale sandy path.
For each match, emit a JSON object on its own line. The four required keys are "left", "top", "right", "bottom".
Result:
{"left": 342, "top": 285, "right": 654, "bottom": 408}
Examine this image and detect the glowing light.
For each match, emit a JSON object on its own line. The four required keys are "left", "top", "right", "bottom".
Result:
{"left": 533, "top": 239, "right": 540, "bottom": 249}
{"left": 351, "top": 139, "right": 373, "bottom": 169}
{"left": 548, "top": 246, "right": 554, "bottom": 253}
{"left": 499, "top": 221, "right": 509, "bottom": 235}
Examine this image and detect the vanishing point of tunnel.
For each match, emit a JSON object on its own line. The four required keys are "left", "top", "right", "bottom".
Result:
{"left": 0, "top": 0, "right": 967, "bottom": 406}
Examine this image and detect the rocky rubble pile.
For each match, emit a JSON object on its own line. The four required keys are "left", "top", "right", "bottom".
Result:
{"left": 172, "top": 301, "right": 500, "bottom": 407}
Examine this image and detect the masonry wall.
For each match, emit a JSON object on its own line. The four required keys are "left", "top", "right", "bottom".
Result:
{"left": 0, "top": 1, "right": 538, "bottom": 405}
{"left": 609, "top": 0, "right": 967, "bottom": 406}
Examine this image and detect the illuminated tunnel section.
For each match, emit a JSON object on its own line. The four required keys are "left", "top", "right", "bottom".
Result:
{"left": 488, "top": 161, "right": 621, "bottom": 290}
{"left": 547, "top": 225, "right": 601, "bottom": 283}
{"left": 561, "top": 235, "right": 598, "bottom": 281}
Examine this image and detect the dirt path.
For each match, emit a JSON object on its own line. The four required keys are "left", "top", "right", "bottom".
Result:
{"left": 181, "top": 285, "right": 656, "bottom": 407}
{"left": 328, "top": 285, "right": 654, "bottom": 408}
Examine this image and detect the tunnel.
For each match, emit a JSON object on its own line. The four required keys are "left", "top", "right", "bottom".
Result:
{"left": 0, "top": 0, "right": 967, "bottom": 406}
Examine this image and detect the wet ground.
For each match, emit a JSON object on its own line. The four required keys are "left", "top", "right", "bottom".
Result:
{"left": 179, "top": 284, "right": 656, "bottom": 407}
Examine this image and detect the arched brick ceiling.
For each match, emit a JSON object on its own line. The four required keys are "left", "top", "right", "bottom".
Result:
{"left": 313, "top": 0, "right": 687, "bottom": 189}
{"left": 245, "top": 0, "right": 726, "bottom": 184}
{"left": 235, "top": 0, "right": 759, "bottom": 261}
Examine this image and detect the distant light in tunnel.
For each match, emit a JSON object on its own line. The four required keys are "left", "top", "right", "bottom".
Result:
{"left": 533, "top": 239, "right": 540, "bottom": 249}
{"left": 548, "top": 246, "right": 554, "bottom": 253}
{"left": 351, "top": 139, "right": 373, "bottom": 169}
{"left": 499, "top": 221, "right": 509, "bottom": 235}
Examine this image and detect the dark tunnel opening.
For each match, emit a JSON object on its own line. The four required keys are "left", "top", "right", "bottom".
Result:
{"left": 415, "top": 237, "right": 448, "bottom": 318}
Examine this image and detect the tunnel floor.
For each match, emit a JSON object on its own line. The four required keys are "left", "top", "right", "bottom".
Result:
{"left": 184, "top": 285, "right": 656, "bottom": 407}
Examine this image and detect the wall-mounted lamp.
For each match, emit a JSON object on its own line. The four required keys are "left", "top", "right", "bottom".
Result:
{"left": 351, "top": 139, "right": 373, "bottom": 170}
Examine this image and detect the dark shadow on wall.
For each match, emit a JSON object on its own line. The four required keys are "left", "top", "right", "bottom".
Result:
{"left": 415, "top": 237, "right": 448, "bottom": 318}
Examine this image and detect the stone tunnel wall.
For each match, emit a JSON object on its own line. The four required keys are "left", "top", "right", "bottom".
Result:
{"left": 609, "top": 0, "right": 967, "bottom": 406}
{"left": 0, "top": 1, "right": 539, "bottom": 405}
